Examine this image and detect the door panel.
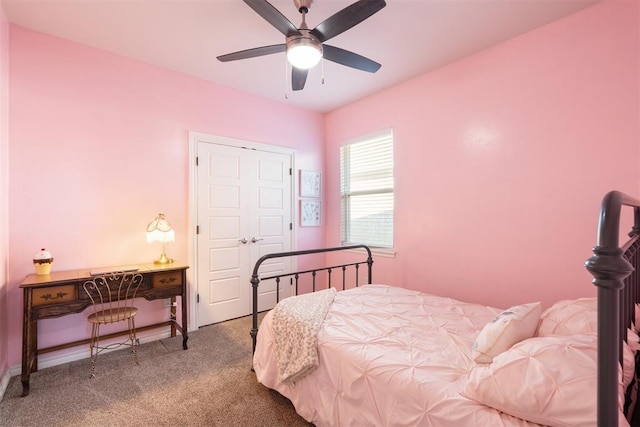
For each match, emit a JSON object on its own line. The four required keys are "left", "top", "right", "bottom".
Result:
{"left": 211, "top": 186, "right": 239, "bottom": 208}
{"left": 259, "top": 216, "right": 283, "bottom": 236}
{"left": 208, "top": 277, "right": 240, "bottom": 303}
{"left": 210, "top": 217, "right": 239, "bottom": 239}
{"left": 210, "top": 247, "right": 239, "bottom": 271}
{"left": 197, "top": 141, "right": 293, "bottom": 326}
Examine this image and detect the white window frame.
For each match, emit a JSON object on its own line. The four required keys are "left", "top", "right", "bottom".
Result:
{"left": 340, "top": 128, "right": 394, "bottom": 253}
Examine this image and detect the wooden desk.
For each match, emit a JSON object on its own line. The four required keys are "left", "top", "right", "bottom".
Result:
{"left": 20, "top": 263, "right": 189, "bottom": 396}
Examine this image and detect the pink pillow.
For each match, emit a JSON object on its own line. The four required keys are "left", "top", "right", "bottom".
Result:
{"left": 464, "top": 334, "right": 628, "bottom": 427}
{"left": 536, "top": 297, "right": 596, "bottom": 337}
{"left": 623, "top": 335, "right": 636, "bottom": 390}
{"left": 537, "top": 298, "right": 635, "bottom": 392}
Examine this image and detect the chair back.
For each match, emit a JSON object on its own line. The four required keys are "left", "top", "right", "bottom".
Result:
{"left": 83, "top": 272, "right": 144, "bottom": 324}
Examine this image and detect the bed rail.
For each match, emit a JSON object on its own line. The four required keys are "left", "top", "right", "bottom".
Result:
{"left": 585, "top": 190, "right": 640, "bottom": 427}
{"left": 250, "top": 244, "right": 373, "bottom": 354}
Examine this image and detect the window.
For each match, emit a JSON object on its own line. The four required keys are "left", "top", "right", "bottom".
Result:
{"left": 340, "top": 129, "right": 394, "bottom": 248}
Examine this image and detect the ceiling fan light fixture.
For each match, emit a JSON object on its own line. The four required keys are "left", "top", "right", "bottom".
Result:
{"left": 286, "top": 35, "right": 322, "bottom": 70}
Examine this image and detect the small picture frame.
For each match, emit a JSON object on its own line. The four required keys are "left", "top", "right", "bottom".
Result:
{"left": 300, "top": 170, "right": 321, "bottom": 198}
{"left": 300, "top": 200, "right": 321, "bottom": 227}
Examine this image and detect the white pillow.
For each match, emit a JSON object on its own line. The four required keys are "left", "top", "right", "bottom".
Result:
{"left": 536, "top": 297, "right": 597, "bottom": 337}
{"left": 464, "top": 335, "right": 628, "bottom": 427}
{"left": 472, "top": 302, "right": 541, "bottom": 364}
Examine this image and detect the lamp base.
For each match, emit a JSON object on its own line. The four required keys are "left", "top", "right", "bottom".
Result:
{"left": 154, "top": 252, "right": 174, "bottom": 265}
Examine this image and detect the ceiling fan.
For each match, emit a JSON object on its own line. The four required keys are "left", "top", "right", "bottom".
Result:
{"left": 217, "top": 0, "right": 387, "bottom": 91}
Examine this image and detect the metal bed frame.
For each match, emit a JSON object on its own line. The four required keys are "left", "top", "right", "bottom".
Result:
{"left": 586, "top": 190, "right": 640, "bottom": 427}
{"left": 249, "top": 191, "right": 640, "bottom": 426}
{"left": 250, "top": 244, "right": 373, "bottom": 354}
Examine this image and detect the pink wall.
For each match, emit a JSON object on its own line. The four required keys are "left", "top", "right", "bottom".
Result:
{"left": 6, "top": 26, "right": 325, "bottom": 368}
{"left": 325, "top": 0, "right": 640, "bottom": 309}
{"left": 4, "top": 0, "right": 639, "bottom": 374}
{"left": 0, "top": 2, "right": 10, "bottom": 383}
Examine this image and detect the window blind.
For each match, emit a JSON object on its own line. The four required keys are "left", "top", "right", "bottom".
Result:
{"left": 340, "top": 129, "right": 394, "bottom": 248}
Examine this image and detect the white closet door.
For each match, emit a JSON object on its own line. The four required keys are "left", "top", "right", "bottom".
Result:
{"left": 196, "top": 140, "right": 293, "bottom": 326}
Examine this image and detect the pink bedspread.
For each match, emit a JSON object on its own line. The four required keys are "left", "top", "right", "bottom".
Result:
{"left": 253, "top": 284, "right": 544, "bottom": 426}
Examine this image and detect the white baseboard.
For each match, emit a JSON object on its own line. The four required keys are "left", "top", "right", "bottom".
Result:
{"left": 0, "top": 366, "right": 10, "bottom": 401}
{"left": 8, "top": 330, "right": 171, "bottom": 378}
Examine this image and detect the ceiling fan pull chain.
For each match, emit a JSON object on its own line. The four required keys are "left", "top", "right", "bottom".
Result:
{"left": 321, "top": 57, "right": 325, "bottom": 85}
{"left": 284, "top": 58, "right": 289, "bottom": 99}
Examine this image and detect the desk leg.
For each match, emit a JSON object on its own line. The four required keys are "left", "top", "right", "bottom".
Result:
{"left": 170, "top": 293, "right": 188, "bottom": 349}
{"left": 170, "top": 296, "right": 177, "bottom": 338}
{"left": 181, "top": 274, "right": 188, "bottom": 350}
{"left": 20, "top": 380, "right": 30, "bottom": 397}
{"left": 21, "top": 323, "right": 32, "bottom": 396}
{"left": 181, "top": 297, "right": 188, "bottom": 350}
{"left": 21, "top": 290, "right": 35, "bottom": 397}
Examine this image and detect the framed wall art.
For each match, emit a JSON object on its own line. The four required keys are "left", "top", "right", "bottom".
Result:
{"left": 300, "top": 199, "right": 321, "bottom": 227}
{"left": 300, "top": 170, "right": 321, "bottom": 198}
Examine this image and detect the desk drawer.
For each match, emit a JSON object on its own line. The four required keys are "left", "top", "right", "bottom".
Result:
{"left": 32, "top": 285, "right": 77, "bottom": 306}
{"left": 152, "top": 271, "right": 183, "bottom": 289}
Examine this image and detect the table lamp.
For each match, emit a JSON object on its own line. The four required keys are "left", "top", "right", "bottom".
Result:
{"left": 146, "top": 213, "right": 175, "bottom": 264}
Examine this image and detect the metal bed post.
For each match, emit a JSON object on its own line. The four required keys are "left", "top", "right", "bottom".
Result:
{"left": 585, "top": 190, "right": 638, "bottom": 427}
{"left": 250, "top": 272, "right": 260, "bottom": 355}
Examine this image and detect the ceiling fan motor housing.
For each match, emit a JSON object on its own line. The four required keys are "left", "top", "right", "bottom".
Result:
{"left": 294, "top": 0, "right": 313, "bottom": 14}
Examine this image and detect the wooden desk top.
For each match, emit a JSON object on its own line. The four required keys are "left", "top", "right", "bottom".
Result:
{"left": 20, "top": 262, "right": 189, "bottom": 288}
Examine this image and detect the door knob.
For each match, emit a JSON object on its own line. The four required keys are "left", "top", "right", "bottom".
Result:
{"left": 251, "top": 237, "right": 264, "bottom": 243}
{"left": 238, "top": 238, "right": 248, "bottom": 244}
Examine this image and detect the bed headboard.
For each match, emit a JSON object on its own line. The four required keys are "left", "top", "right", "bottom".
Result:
{"left": 250, "top": 244, "right": 373, "bottom": 354}
{"left": 585, "top": 190, "right": 640, "bottom": 427}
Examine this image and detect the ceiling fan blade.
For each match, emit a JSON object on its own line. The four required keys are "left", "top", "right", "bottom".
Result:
{"left": 322, "top": 44, "right": 381, "bottom": 73}
{"left": 292, "top": 67, "right": 308, "bottom": 91}
{"left": 243, "top": 0, "right": 302, "bottom": 37}
{"left": 217, "top": 44, "right": 286, "bottom": 62}
{"left": 309, "top": 0, "right": 386, "bottom": 43}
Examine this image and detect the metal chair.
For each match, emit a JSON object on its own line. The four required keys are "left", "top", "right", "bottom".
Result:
{"left": 82, "top": 271, "right": 144, "bottom": 378}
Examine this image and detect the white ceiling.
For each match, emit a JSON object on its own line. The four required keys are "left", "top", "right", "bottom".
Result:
{"left": 2, "top": 0, "right": 600, "bottom": 113}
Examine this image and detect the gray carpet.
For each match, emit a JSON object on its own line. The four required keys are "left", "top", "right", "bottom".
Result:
{"left": 0, "top": 315, "right": 312, "bottom": 426}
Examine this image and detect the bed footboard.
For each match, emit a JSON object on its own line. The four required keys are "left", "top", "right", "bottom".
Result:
{"left": 250, "top": 244, "right": 373, "bottom": 354}
{"left": 585, "top": 190, "right": 640, "bottom": 427}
